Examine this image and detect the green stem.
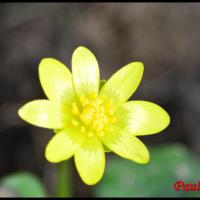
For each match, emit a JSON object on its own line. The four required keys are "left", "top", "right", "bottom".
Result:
{"left": 56, "top": 160, "right": 73, "bottom": 197}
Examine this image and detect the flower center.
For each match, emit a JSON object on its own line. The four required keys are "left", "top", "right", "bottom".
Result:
{"left": 71, "top": 93, "right": 116, "bottom": 137}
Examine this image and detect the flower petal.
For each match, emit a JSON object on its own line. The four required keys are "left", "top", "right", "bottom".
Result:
{"left": 72, "top": 46, "right": 100, "bottom": 98}
{"left": 74, "top": 136, "right": 105, "bottom": 185}
{"left": 115, "top": 101, "right": 170, "bottom": 136}
{"left": 45, "top": 128, "right": 85, "bottom": 163}
{"left": 100, "top": 62, "right": 143, "bottom": 108}
{"left": 101, "top": 126, "right": 149, "bottom": 164}
{"left": 18, "top": 100, "right": 71, "bottom": 129}
{"left": 39, "top": 58, "right": 77, "bottom": 105}
{"left": 103, "top": 144, "right": 111, "bottom": 153}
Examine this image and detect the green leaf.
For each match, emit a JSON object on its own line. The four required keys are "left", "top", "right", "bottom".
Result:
{"left": 95, "top": 143, "right": 200, "bottom": 197}
{"left": 0, "top": 172, "right": 47, "bottom": 197}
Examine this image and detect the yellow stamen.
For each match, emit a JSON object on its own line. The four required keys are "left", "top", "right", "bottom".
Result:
{"left": 87, "top": 130, "right": 94, "bottom": 137}
{"left": 81, "top": 126, "right": 86, "bottom": 133}
{"left": 71, "top": 93, "right": 116, "bottom": 138}
{"left": 72, "top": 102, "right": 80, "bottom": 115}
{"left": 80, "top": 108, "right": 94, "bottom": 124}
{"left": 90, "top": 91, "right": 97, "bottom": 99}
{"left": 72, "top": 119, "right": 80, "bottom": 126}
{"left": 109, "top": 117, "right": 117, "bottom": 123}
{"left": 108, "top": 108, "right": 114, "bottom": 115}
{"left": 80, "top": 95, "right": 89, "bottom": 106}
{"left": 96, "top": 123, "right": 104, "bottom": 132}
{"left": 97, "top": 131, "right": 104, "bottom": 137}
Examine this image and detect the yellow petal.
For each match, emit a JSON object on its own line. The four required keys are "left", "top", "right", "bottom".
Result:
{"left": 103, "top": 144, "right": 111, "bottom": 153}
{"left": 18, "top": 100, "right": 71, "bottom": 129}
{"left": 101, "top": 126, "right": 149, "bottom": 164}
{"left": 45, "top": 128, "right": 85, "bottom": 163}
{"left": 115, "top": 101, "right": 170, "bottom": 136}
{"left": 100, "top": 62, "right": 143, "bottom": 108}
{"left": 39, "top": 58, "right": 77, "bottom": 105}
{"left": 72, "top": 46, "right": 100, "bottom": 98}
{"left": 74, "top": 136, "right": 105, "bottom": 185}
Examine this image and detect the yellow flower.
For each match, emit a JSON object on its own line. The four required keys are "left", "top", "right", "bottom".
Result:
{"left": 18, "top": 46, "right": 170, "bottom": 185}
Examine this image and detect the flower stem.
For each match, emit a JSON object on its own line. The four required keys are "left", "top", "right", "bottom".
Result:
{"left": 56, "top": 160, "right": 73, "bottom": 197}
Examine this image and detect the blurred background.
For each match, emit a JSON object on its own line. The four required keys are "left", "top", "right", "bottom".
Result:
{"left": 0, "top": 2, "right": 200, "bottom": 197}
